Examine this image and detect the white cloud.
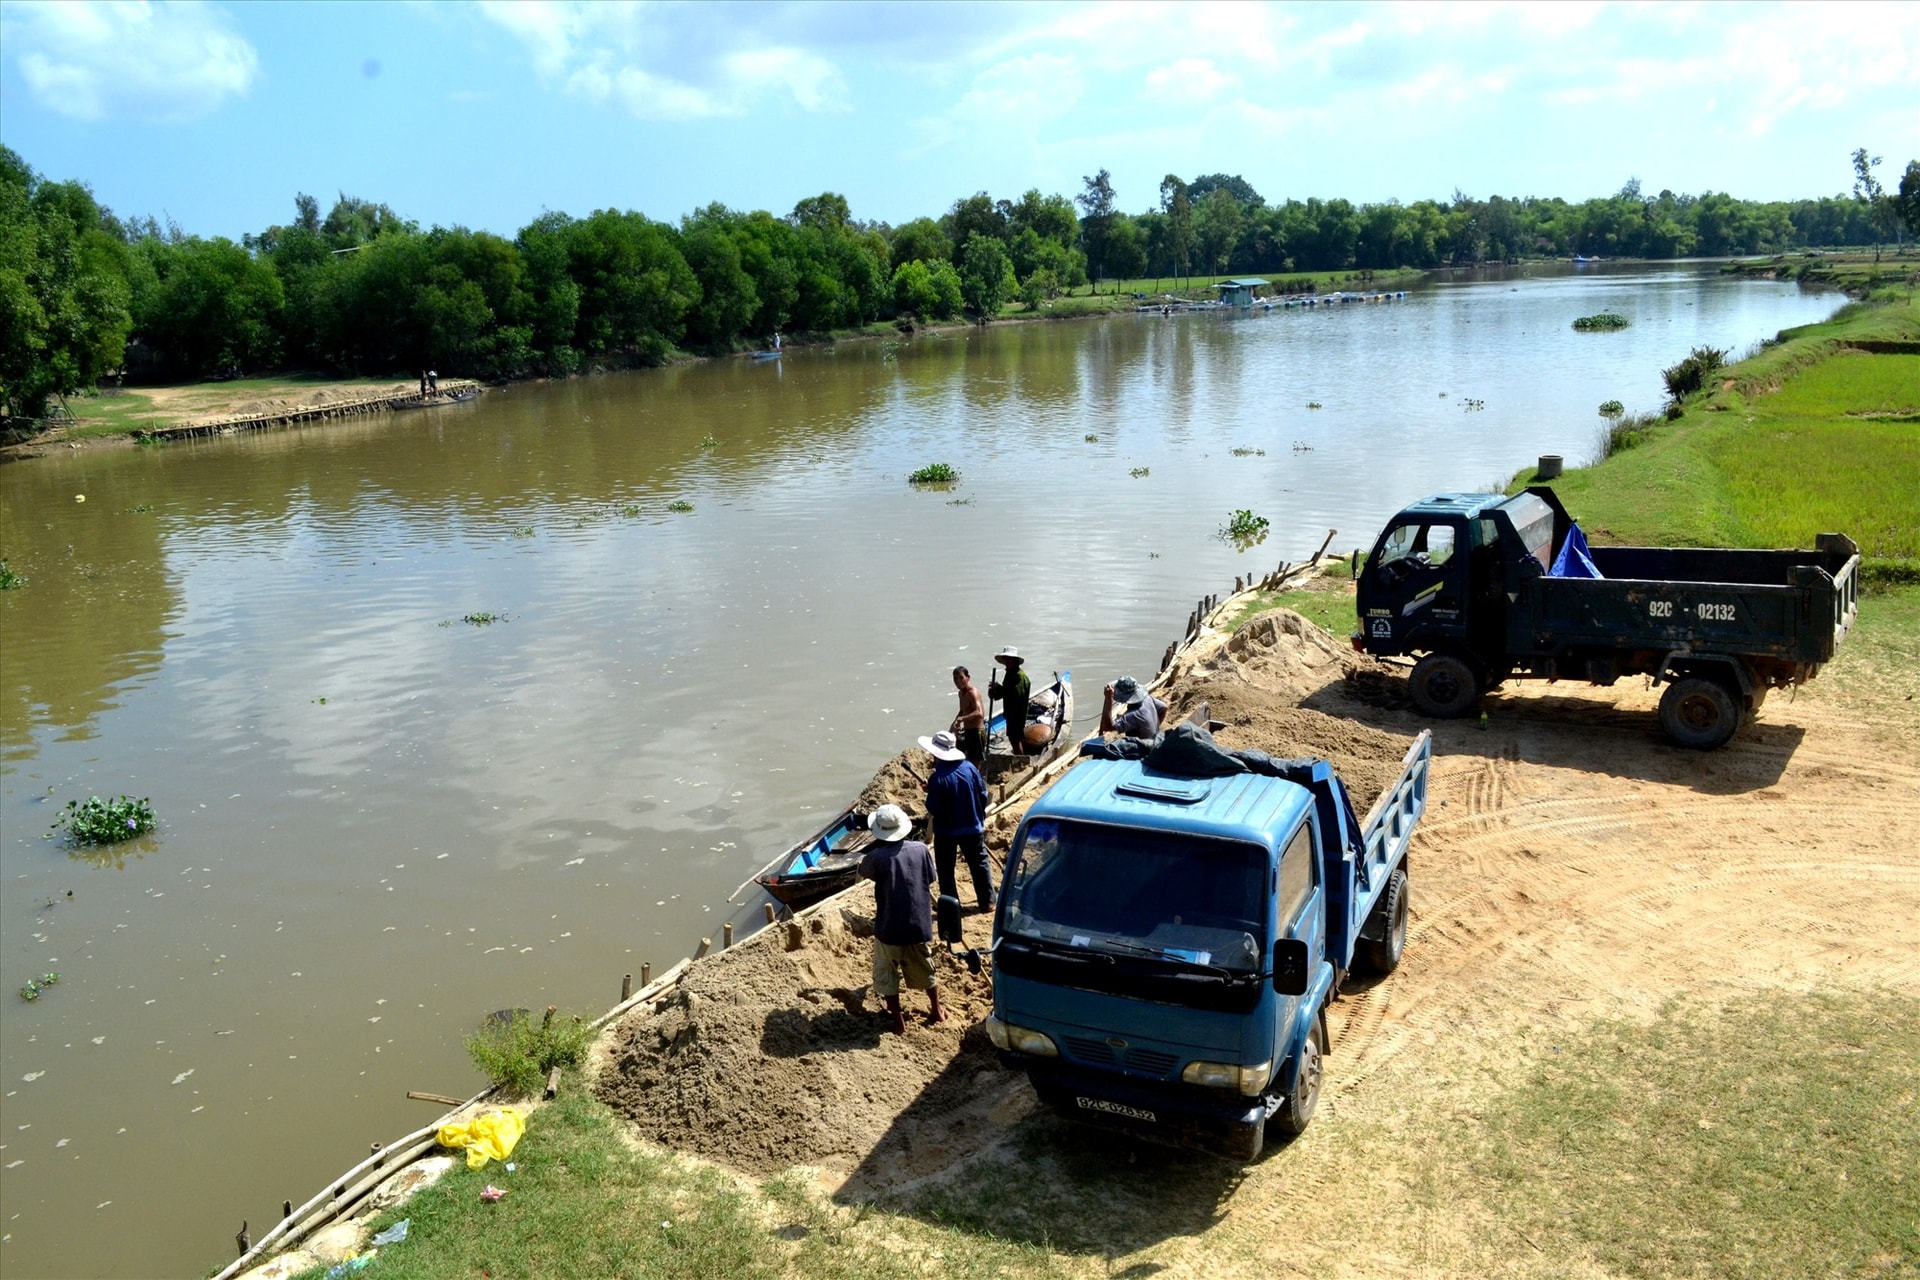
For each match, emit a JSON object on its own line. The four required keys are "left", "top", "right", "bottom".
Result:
{"left": 1143, "top": 58, "right": 1240, "bottom": 103}
{"left": 476, "top": 0, "right": 849, "bottom": 121}
{"left": 1, "top": 0, "right": 258, "bottom": 122}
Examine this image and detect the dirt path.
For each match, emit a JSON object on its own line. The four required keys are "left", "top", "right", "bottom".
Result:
{"left": 591, "top": 608, "right": 1920, "bottom": 1276}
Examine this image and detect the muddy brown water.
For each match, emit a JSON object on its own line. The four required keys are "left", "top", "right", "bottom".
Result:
{"left": 0, "top": 263, "right": 1840, "bottom": 1277}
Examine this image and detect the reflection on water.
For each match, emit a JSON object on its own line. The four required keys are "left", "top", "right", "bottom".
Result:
{"left": 0, "top": 262, "right": 1839, "bottom": 1277}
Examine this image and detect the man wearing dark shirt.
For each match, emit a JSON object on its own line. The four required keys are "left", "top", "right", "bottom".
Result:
{"left": 857, "top": 804, "right": 945, "bottom": 1035}
{"left": 989, "top": 647, "right": 1031, "bottom": 755}
{"left": 919, "top": 730, "right": 994, "bottom": 911}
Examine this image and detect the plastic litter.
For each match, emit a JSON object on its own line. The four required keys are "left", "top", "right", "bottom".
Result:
{"left": 437, "top": 1108, "right": 526, "bottom": 1169}
{"left": 370, "top": 1219, "right": 410, "bottom": 1246}
{"left": 324, "top": 1251, "right": 376, "bottom": 1277}
{"left": 480, "top": 1184, "right": 508, "bottom": 1202}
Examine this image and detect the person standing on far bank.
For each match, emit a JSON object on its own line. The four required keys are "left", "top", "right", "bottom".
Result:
{"left": 920, "top": 730, "right": 995, "bottom": 912}
{"left": 949, "top": 665, "right": 986, "bottom": 767}
{"left": 858, "top": 805, "right": 945, "bottom": 1036}
{"left": 989, "top": 647, "right": 1030, "bottom": 755}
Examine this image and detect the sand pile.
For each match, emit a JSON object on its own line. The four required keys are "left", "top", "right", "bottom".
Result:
{"left": 852, "top": 746, "right": 936, "bottom": 822}
{"left": 593, "top": 602, "right": 1417, "bottom": 1183}
{"left": 595, "top": 898, "right": 1007, "bottom": 1180}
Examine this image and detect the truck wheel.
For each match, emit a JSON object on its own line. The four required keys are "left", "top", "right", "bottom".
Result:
{"left": 1659, "top": 676, "right": 1739, "bottom": 750}
{"left": 1273, "top": 1017, "right": 1326, "bottom": 1137}
{"left": 1409, "top": 654, "right": 1479, "bottom": 718}
{"left": 1358, "top": 868, "right": 1409, "bottom": 975}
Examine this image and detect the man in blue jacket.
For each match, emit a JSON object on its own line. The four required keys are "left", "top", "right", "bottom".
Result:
{"left": 919, "top": 729, "right": 995, "bottom": 912}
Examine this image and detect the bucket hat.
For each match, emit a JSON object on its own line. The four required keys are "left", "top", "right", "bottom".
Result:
{"left": 868, "top": 804, "right": 913, "bottom": 842}
{"left": 918, "top": 731, "right": 966, "bottom": 762}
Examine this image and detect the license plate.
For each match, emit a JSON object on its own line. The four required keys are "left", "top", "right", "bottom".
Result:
{"left": 1077, "top": 1096, "right": 1155, "bottom": 1122}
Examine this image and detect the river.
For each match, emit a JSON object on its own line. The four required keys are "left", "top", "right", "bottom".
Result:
{"left": 0, "top": 261, "right": 1841, "bottom": 1278}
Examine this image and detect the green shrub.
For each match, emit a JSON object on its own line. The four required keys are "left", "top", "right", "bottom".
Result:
{"left": 1573, "top": 313, "right": 1630, "bottom": 331}
{"left": 907, "top": 462, "right": 958, "bottom": 485}
{"left": 1592, "top": 410, "right": 1662, "bottom": 461}
{"left": 1662, "top": 344, "right": 1729, "bottom": 402}
{"left": 47, "top": 795, "right": 156, "bottom": 846}
{"left": 464, "top": 1008, "right": 594, "bottom": 1097}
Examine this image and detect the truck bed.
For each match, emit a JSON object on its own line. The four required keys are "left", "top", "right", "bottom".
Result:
{"left": 1526, "top": 534, "right": 1858, "bottom": 667}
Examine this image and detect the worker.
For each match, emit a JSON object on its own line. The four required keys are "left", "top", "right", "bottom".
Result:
{"left": 919, "top": 729, "right": 994, "bottom": 913}
{"left": 1101, "top": 675, "right": 1163, "bottom": 739}
{"left": 949, "top": 665, "right": 986, "bottom": 767}
{"left": 857, "top": 805, "right": 944, "bottom": 1036}
{"left": 988, "top": 647, "right": 1030, "bottom": 755}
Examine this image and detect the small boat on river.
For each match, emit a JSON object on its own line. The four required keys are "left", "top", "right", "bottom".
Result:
{"left": 748, "top": 672, "right": 1073, "bottom": 910}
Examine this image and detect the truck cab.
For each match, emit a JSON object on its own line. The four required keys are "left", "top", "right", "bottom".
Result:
{"left": 987, "top": 734, "right": 1428, "bottom": 1161}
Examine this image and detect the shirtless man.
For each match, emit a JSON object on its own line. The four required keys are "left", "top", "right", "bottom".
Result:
{"left": 949, "top": 665, "right": 986, "bottom": 767}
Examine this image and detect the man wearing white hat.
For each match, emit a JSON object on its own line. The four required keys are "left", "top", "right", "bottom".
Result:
{"left": 988, "top": 646, "right": 1030, "bottom": 755}
{"left": 857, "top": 804, "right": 945, "bottom": 1035}
{"left": 918, "top": 729, "right": 994, "bottom": 912}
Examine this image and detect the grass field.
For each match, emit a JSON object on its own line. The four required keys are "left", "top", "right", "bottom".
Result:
{"left": 295, "top": 986, "right": 1919, "bottom": 1280}
{"left": 1538, "top": 297, "right": 1920, "bottom": 563}
{"left": 58, "top": 375, "right": 408, "bottom": 437}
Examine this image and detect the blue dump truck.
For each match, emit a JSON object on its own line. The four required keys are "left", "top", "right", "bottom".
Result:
{"left": 1353, "top": 486, "right": 1859, "bottom": 749}
{"left": 986, "top": 727, "right": 1430, "bottom": 1160}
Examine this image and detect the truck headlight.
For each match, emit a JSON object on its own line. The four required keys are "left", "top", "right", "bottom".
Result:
{"left": 985, "top": 1016, "right": 1058, "bottom": 1057}
{"left": 1181, "top": 1059, "right": 1272, "bottom": 1096}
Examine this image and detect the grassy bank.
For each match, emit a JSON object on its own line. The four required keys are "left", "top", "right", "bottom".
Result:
{"left": 294, "top": 987, "right": 1919, "bottom": 1280}
{"left": 1722, "top": 248, "right": 1920, "bottom": 296}
{"left": 1536, "top": 296, "right": 1919, "bottom": 568}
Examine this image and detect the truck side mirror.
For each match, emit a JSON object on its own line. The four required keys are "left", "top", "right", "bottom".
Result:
{"left": 1271, "top": 938, "right": 1309, "bottom": 996}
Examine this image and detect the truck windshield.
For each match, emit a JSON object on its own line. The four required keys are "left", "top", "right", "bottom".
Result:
{"left": 1002, "top": 819, "right": 1266, "bottom": 972}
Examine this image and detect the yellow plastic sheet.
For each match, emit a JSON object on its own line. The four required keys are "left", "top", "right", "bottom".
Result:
{"left": 437, "top": 1108, "right": 526, "bottom": 1169}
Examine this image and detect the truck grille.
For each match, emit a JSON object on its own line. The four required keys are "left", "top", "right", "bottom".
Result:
{"left": 1062, "top": 1037, "right": 1179, "bottom": 1079}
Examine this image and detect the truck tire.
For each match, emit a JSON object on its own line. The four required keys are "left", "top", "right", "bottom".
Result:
{"left": 1272, "top": 1015, "right": 1326, "bottom": 1137}
{"left": 1409, "top": 654, "right": 1480, "bottom": 718}
{"left": 1358, "top": 867, "right": 1409, "bottom": 975}
{"left": 1659, "top": 676, "right": 1740, "bottom": 750}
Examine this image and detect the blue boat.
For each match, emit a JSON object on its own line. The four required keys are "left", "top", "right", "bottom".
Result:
{"left": 750, "top": 670, "right": 1073, "bottom": 909}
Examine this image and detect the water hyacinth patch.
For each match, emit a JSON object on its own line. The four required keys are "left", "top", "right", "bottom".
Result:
{"left": 48, "top": 796, "right": 156, "bottom": 846}
{"left": 1573, "top": 313, "right": 1631, "bottom": 331}
{"left": 907, "top": 463, "right": 958, "bottom": 485}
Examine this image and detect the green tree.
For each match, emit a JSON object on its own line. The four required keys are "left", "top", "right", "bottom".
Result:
{"left": 680, "top": 209, "right": 760, "bottom": 349}
{"left": 1193, "top": 188, "right": 1244, "bottom": 273}
{"left": 1895, "top": 160, "right": 1920, "bottom": 244}
{"left": 888, "top": 217, "right": 951, "bottom": 268}
{"left": 891, "top": 258, "right": 962, "bottom": 319}
{"left": 942, "top": 193, "right": 1007, "bottom": 260}
{"left": 1852, "top": 147, "right": 1890, "bottom": 260}
{"left": 516, "top": 212, "right": 583, "bottom": 373}
{"left": 1076, "top": 169, "right": 1116, "bottom": 288}
{"left": 1104, "top": 215, "right": 1148, "bottom": 281}
{"left": 1159, "top": 175, "right": 1193, "bottom": 286}
{"left": 560, "top": 210, "right": 698, "bottom": 361}
{"left": 130, "top": 236, "right": 282, "bottom": 379}
{"left": 958, "top": 233, "right": 1016, "bottom": 319}
{"left": 0, "top": 148, "right": 134, "bottom": 418}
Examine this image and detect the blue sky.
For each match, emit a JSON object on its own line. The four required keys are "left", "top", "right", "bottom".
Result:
{"left": 2, "top": 1, "right": 1915, "bottom": 241}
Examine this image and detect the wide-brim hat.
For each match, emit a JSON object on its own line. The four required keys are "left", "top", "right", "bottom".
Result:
{"left": 994, "top": 646, "right": 1023, "bottom": 665}
{"left": 918, "top": 731, "right": 966, "bottom": 762}
{"left": 1112, "top": 675, "right": 1142, "bottom": 705}
{"left": 868, "top": 804, "right": 913, "bottom": 842}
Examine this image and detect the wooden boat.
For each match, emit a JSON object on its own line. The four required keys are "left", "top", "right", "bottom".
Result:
{"left": 393, "top": 389, "right": 479, "bottom": 410}
{"left": 747, "top": 671, "right": 1071, "bottom": 910}
{"left": 752, "top": 806, "right": 883, "bottom": 909}
{"left": 985, "top": 670, "right": 1074, "bottom": 782}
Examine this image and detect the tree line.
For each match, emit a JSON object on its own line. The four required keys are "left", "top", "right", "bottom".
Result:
{"left": 4, "top": 142, "right": 1917, "bottom": 419}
